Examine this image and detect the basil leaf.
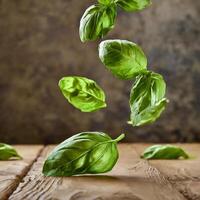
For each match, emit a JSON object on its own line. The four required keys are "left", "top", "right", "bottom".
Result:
{"left": 79, "top": 4, "right": 117, "bottom": 42}
{"left": 98, "top": 0, "right": 113, "bottom": 5}
{"left": 42, "top": 132, "right": 125, "bottom": 176}
{"left": 99, "top": 39, "right": 147, "bottom": 79}
{"left": 129, "top": 71, "right": 168, "bottom": 126}
{"left": 0, "top": 143, "right": 22, "bottom": 160}
{"left": 141, "top": 145, "right": 189, "bottom": 159}
{"left": 116, "top": 0, "right": 151, "bottom": 12}
{"left": 59, "top": 76, "right": 107, "bottom": 112}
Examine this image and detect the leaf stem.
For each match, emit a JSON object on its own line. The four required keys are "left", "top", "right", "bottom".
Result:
{"left": 114, "top": 133, "right": 125, "bottom": 142}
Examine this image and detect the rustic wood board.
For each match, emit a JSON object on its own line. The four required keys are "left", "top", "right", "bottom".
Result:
{"left": 9, "top": 144, "right": 190, "bottom": 200}
{"left": 134, "top": 144, "right": 200, "bottom": 200}
{"left": 0, "top": 145, "right": 44, "bottom": 200}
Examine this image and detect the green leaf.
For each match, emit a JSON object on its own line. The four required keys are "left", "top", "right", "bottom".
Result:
{"left": 116, "top": 0, "right": 151, "bottom": 12}
{"left": 0, "top": 143, "right": 22, "bottom": 160}
{"left": 141, "top": 145, "right": 189, "bottom": 159}
{"left": 59, "top": 76, "right": 107, "bottom": 112}
{"left": 129, "top": 71, "right": 168, "bottom": 126}
{"left": 42, "top": 132, "right": 125, "bottom": 176}
{"left": 79, "top": 4, "right": 117, "bottom": 42}
{"left": 98, "top": 0, "right": 113, "bottom": 5}
{"left": 99, "top": 39, "right": 147, "bottom": 80}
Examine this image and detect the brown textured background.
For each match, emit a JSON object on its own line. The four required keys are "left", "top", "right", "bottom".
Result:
{"left": 0, "top": 0, "right": 200, "bottom": 144}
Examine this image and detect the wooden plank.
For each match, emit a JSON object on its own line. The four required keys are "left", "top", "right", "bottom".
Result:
{"left": 0, "top": 145, "right": 44, "bottom": 200}
{"left": 134, "top": 143, "right": 200, "bottom": 200}
{"left": 10, "top": 144, "right": 185, "bottom": 200}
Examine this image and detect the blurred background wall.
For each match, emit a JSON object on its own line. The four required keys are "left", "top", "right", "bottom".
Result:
{"left": 0, "top": 0, "right": 200, "bottom": 144}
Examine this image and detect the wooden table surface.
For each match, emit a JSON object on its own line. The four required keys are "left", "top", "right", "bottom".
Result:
{"left": 0, "top": 144, "right": 199, "bottom": 200}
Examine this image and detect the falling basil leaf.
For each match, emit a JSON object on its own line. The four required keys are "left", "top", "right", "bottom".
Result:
{"left": 99, "top": 39, "right": 147, "bottom": 79}
{"left": 59, "top": 76, "right": 107, "bottom": 112}
{"left": 141, "top": 144, "right": 189, "bottom": 159}
{"left": 129, "top": 71, "right": 168, "bottom": 126}
{"left": 79, "top": 4, "right": 117, "bottom": 42}
{"left": 98, "top": 0, "right": 112, "bottom": 5}
{"left": 116, "top": 0, "right": 151, "bottom": 12}
{"left": 43, "top": 132, "right": 125, "bottom": 176}
{"left": 0, "top": 143, "right": 22, "bottom": 160}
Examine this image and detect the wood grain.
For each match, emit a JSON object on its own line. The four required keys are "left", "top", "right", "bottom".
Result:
{"left": 134, "top": 144, "right": 200, "bottom": 200}
{"left": 9, "top": 144, "right": 185, "bottom": 200}
{"left": 0, "top": 145, "right": 43, "bottom": 200}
